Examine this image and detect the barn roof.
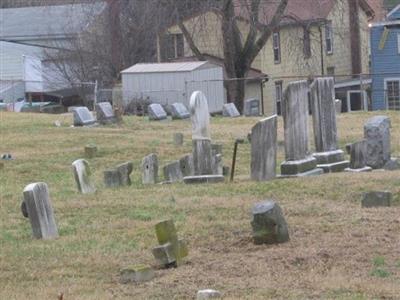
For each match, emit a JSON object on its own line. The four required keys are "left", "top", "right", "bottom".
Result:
{"left": 121, "top": 62, "right": 215, "bottom": 74}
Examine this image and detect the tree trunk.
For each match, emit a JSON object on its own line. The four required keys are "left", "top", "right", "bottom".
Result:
{"left": 225, "top": 78, "right": 246, "bottom": 113}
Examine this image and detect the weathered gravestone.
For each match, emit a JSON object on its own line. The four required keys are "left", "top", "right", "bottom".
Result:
{"left": 244, "top": 98, "right": 260, "bottom": 116}
{"left": 310, "top": 78, "right": 349, "bottom": 172}
{"left": 364, "top": 116, "right": 391, "bottom": 169}
{"left": 383, "top": 158, "right": 400, "bottom": 170}
{"left": 173, "top": 133, "right": 184, "bottom": 146}
{"left": 84, "top": 144, "right": 98, "bottom": 158}
{"left": 335, "top": 99, "right": 342, "bottom": 114}
{"left": 222, "top": 103, "right": 240, "bottom": 118}
{"left": 280, "top": 81, "right": 323, "bottom": 177}
{"left": 196, "top": 289, "right": 222, "bottom": 300}
{"left": 250, "top": 115, "right": 277, "bottom": 181}
{"left": 73, "top": 107, "right": 96, "bottom": 126}
{"left": 183, "top": 174, "right": 224, "bottom": 184}
{"left": 120, "top": 265, "right": 155, "bottom": 284}
{"left": 72, "top": 159, "right": 96, "bottom": 194}
{"left": 95, "top": 102, "right": 116, "bottom": 124}
{"left": 152, "top": 220, "right": 188, "bottom": 268}
{"left": 211, "top": 143, "right": 223, "bottom": 176}
{"left": 22, "top": 182, "right": 59, "bottom": 239}
{"left": 251, "top": 200, "right": 289, "bottom": 244}
{"left": 163, "top": 161, "right": 183, "bottom": 183}
{"left": 171, "top": 102, "right": 190, "bottom": 119}
{"left": 179, "top": 154, "right": 195, "bottom": 177}
{"left": 142, "top": 153, "right": 158, "bottom": 184}
{"left": 104, "top": 161, "right": 133, "bottom": 188}
{"left": 362, "top": 191, "right": 392, "bottom": 208}
{"left": 148, "top": 103, "right": 167, "bottom": 121}
{"left": 345, "top": 140, "right": 372, "bottom": 172}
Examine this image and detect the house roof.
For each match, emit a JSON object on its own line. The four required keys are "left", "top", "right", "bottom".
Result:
{"left": 121, "top": 62, "right": 215, "bottom": 74}
{"left": 387, "top": 3, "right": 400, "bottom": 18}
{"left": 0, "top": 2, "right": 106, "bottom": 40}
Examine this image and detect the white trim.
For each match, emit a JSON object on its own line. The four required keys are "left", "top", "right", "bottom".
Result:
{"left": 384, "top": 77, "right": 400, "bottom": 110}
{"left": 335, "top": 78, "right": 372, "bottom": 89}
{"left": 387, "top": 4, "right": 400, "bottom": 19}
{"left": 398, "top": 34, "right": 400, "bottom": 54}
{"left": 346, "top": 90, "right": 368, "bottom": 112}
{"left": 370, "top": 20, "right": 400, "bottom": 27}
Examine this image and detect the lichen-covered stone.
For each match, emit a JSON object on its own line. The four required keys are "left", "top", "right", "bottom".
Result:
{"left": 95, "top": 102, "right": 116, "bottom": 124}
{"left": 173, "top": 133, "right": 184, "bottom": 146}
{"left": 120, "top": 265, "right": 155, "bottom": 284}
{"left": 364, "top": 115, "right": 391, "bottom": 169}
{"left": 362, "top": 191, "right": 392, "bottom": 208}
{"left": 84, "top": 144, "right": 98, "bottom": 158}
{"left": 72, "top": 159, "right": 96, "bottom": 194}
{"left": 142, "top": 154, "right": 158, "bottom": 184}
{"left": 73, "top": 107, "right": 96, "bottom": 126}
{"left": 179, "top": 155, "right": 194, "bottom": 177}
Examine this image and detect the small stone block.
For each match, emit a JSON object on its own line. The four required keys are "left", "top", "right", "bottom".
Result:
{"left": 280, "top": 156, "right": 317, "bottom": 175}
{"left": 196, "top": 289, "right": 222, "bottom": 299}
{"left": 84, "top": 144, "right": 98, "bottom": 158}
{"left": 362, "top": 191, "right": 392, "bottom": 208}
{"left": 163, "top": 161, "right": 183, "bottom": 183}
{"left": 313, "top": 150, "right": 345, "bottom": 164}
{"left": 344, "top": 166, "right": 372, "bottom": 173}
{"left": 103, "top": 169, "right": 121, "bottom": 188}
{"left": 183, "top": 175, "right": 224, "bottom": 184}
{"left": 317, "top": 160, "right": 349, "bottom": 173}
{"left": 148, "top": 103, "right": 167, "bottom": 120}
{"left": 152, "top": 242, "right": 176, "bottom": 267}
{"left": 173, "top": 133, "right": 184, "bottom": 146}
{"left": 120, "top": 265, "right": 155, "bottom": 284}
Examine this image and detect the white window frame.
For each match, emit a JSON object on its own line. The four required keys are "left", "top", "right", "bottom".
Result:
{"left": 384, "top": 77, "right": 400, "bottom": 110}
{"left": 346, "top": 90, "right": 368, "bottom": 112}
{"left": 325, "top": 22, "right": 333, "bottom": 54}
{"left": 275, "top": 81, "right": 283, "bottom": 115}
{"left": 273, "top": 32, "right": 281, "bottom": 64}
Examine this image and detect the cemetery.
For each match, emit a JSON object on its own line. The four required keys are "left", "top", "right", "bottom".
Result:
{"left": 0, "top": 83, "right": 399, "bottom": 299}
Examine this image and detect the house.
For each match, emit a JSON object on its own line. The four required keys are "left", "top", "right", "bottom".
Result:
{"left": 370, "top": 4, "right": 400, "bottom": 110}
{"left": 0, "top": 3, "right": 106, "bottom": 105}
{"left": 157, "top": 0, "right": 374, "bottom": 115}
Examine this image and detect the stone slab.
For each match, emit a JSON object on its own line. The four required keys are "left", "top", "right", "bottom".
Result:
{"left": 196, "top": 289, "right": 222, "bottom": 299}
{"left": 317, "top": 160, "right": 350, "bottom": 173}
{"left": 364, "top": 115, "right": 391, "bottom": 169}
{"left": 362, "top": 191, "right": 392, "bottom": 208}
{"left": 313, "top": 149, "right": 345, "bottom": 164}
{"left": 222, "top": 103, "right": 240, "bottom": 117}
{"left": 72, "top": 159, "right": 96, "bottom": 194}
{"left": 171, "top": 102, "right": 190, "bottom": 119}
{"left": 120, "top": 265, "right": 155, "bottom": 284}
{"left": 148, "top": 103, "right": 167, "bottom": 120}
{"left": 73, "top": 106, "right": 96, "bottom": 126}
{"left": 244, "top": 98, "right": 260, "bottom": 116}
{"left": 344, "top": 166, "right": 373, "bottom": 173}
{"left": 183, "top": 175, "right": 224, "bottom": 184}
{"left": 95, "top": 102, "right": 116, "bottom": 124}
{"left": 280, "top": 156, "right": 317, "bottom": 175}
{"left": 279, "top": 168, "right": 324, "bottom": 178}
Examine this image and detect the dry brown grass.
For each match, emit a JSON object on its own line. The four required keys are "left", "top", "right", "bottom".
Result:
{"left": 0, "top": 110, "right": 399, "bottom": 299}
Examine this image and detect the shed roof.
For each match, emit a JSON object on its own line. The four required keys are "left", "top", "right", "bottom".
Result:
{"left": 121, "top": 62, "right": 213, "bottom": 74}
{"left": 0, "top": 2, "right": 106, "bottom": 40}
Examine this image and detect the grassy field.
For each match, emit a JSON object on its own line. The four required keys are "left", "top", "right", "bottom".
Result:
{"left": 0, "top": 110, "right": 399, "bottom": 299}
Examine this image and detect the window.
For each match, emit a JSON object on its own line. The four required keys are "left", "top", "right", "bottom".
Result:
{"left": 273, "top": 32, "right": 281, "bottom": 64}
{"left": 176, "top": 34, "right": 184, "bottom": 57}
{"left": 325, "top": 22, "right": 333, "bottom": 54}
{"left": 386, "top": 79, "right": 400, "bottom": 110}
{"left": 275, "top": 81, "right": 283, "bottom": 115}
{"left": 327, "top": 66, "right": 335, "bottom": 76}
{"left": 160, "top": 33, "right": 184, "bottom": 61}
{"left": 303, "top": 27, "right": 311, "bottom": 58}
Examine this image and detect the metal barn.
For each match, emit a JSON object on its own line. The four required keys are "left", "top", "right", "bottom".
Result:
{"left": 121, "top": 62, "right": 224, "bottom": 113}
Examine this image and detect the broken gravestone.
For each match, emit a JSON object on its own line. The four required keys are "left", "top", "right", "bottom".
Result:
{"left": 250, "top": 115, "right": 277, "bottom": 181}
{"left": 361, "top": 191, "right": 392, "bottom": 208}
{"left": 179, "top": 154, "right": 195, "bottom": 177}
{"left": 84, "top": 144, "right": 98, "bottom": 158}
{"left": 152, "top": 220, "right": 188, "bottom": 268}
{"left": 95, "top": 102, "right": 116, "bottom": 124}
{"left": 148, "top": 103, "right": 167, "bottom": 121}
{"left": 120, "top": 265, "right": 155, "bottom": 284}
{"left": 104, "top": 161, "right": 133, "bottom": 188}
{"left": 142, "top": 153, "right": 158, "bottom": 184}
{"left": 310, "top": 78, "right": 349, "bottom": 172}
{"left": 73, "top": 107, "right": 96, "bottom": 126}
{"left": 364, "top": 115, "right": 391, "bottom": 169}
{"left": 173, "top": 133, "right": 184, "bottom": 146}
{"left": 72, "top": 159, "right": 96, "bottom": 194}
{"left": 222, "top": 103, "right": 240, "bottom": 118}
{"left": 383, "top": 158, "right": 400, "bottom": 170}
{"left": 171, "top": 102, "right": 190, "bottom": 119}
{"left": 243, "top": 98, "right": 260, "bottom": 116}
{"left": 196, "top": 289, "right": 222, "bottom": 300}
{"left": 22, "top": 182, "right": 59, "bottom": 239}
{"left": 345, "top": 140, "right": 372, "bottom": 172}
{"left": 163, "top": 161, "right": 183, "bottom": 183}
{"left": 251, "top": 200, "right": 289, "bottom": 244}
{"left": 335, "top": 99, "right": 342, "bottom": 114}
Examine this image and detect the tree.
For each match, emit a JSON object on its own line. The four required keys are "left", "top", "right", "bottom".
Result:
{"left": 173, "top": 0, "right": 289, "bottom": 112}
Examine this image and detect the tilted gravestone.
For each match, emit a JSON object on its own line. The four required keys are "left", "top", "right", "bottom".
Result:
{"left": 72, "top": 159, "right": 96, "bottom": 194}
{"left": 163, "top": 161, "right": 183, "bottom": 183}
{"left": 142, "top": 153, "right": 158, "bottom": 184}
{"left": 362, "top": 191, "right": 392, "bottom": 208}
{"left": 345, "top": 140, "right": 372, "bottom": 172}
{"left": 280, "top": 81, "right": 323, "bottom": 177}
{"left": 250, "top": 115, "right": 277, "bottom": 181}
{"left": 104, "top": 161, "right": 133, "bottom": 188}
{"left": 22, "top": 182, "right": 59, "bottom": 239}
{"left": 222, "top": 103, "right": 240, "bottom": 118}
{"left": 364, "top": 116, "right": 391, "bottom": 169}
{"left": 151, "top": 220, "right": 188, "bottom": 268}
{"left": 310, "top": 78, "right": 349, "bottom": 172}
{"left": 148, "top": 103, "right": 167, "bottom": 120}
{"left": 179, "top": 154, "right": 195, "bottom": 177}
{"left": 243, "top": 98, "right": 260, "bottom": 116}
{"left": 73, "top": 107, "right": 96, "bottom": 126}
{"left": 171, "top": 102, "right": 190, "bottom": 119}
{"left": 95, "top": 102, "right": 116, "bottom": 124}
{"left": 251, "top": 200, "right": 289, "bottom": 244}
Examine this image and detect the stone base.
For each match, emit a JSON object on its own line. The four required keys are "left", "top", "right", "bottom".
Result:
{"left": 183, "top": 175, "right": 224, "bottom": 184}
{"left": 317, "top": 160, "right": 350, "bottom": 173}
{"left": 313, "top": 149, "right": 345, "bottom": 164}
{"left": 280, "top": 156, "right": 317, "bottom": 175}
{"left": 344, "top": 166, "right": 372, "bottom": 173}
{"left": 279, "top": 168, "right": 324, "bottom": 178}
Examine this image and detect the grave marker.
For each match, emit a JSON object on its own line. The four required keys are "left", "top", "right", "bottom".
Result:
{"left": 148, "top": 103, "right": 167, "bottom": 120}
{"left": 142, "top": 154, "right": 158, "bottom": 184}
{"left": 163, "top": 161, "right": 183, "bottom": 183}
{"left": 171, "top": 102, "right": 190, "bottom": 119}
{"left": 73, "top": 107, "right": 96, "bottom": 126}
{"left": 364, "top": 115, "right": 391, "bottom": 169}
{"left": 95, "top": 102, "right": 116, "bottom": 124}
{"left": 345, "top": 140, "right": 372, "bottom": 172}
{"left": 244, "top": 98, "right": 260, "bottom": 116}
{"left": 72, "top": 159, "right": 96, "bottom": 194}
{"left": 222, "top": 103, "right": 240, "bottom": 117}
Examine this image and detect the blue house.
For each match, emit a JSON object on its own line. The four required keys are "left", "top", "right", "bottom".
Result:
{"left": 371, "top": 4, "right": 400, "bottom": 110}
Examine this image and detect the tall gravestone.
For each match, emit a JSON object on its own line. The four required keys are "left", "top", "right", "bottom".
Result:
{"left": 280, "top": 81, "right": 323, "bottom": 177}
{"left": 364, "top": 116, "right": 391, "bottom": 169}
{"left": 345, "top": 140, "right": 372, "bottom": 172}
{"left": 95, "top": 102, "right": 116, "bottom": 124}
{"left": 310, "top": 78, "right": 349, "bottom": 172}
{"left": 72, "top": 159, "right": 96, "bottom": 194}
{"left": 142, "top": 154, "right": 158, "bottom": 184}
{"left": 190, "top": 91, "right": 213, "bottom": 175}
{"left": 73, "top": 107, "right": 96, "bottom": 126}
{"left": 250, "top": 115, "right": 277, "bottom": 181}
{"left": 22, "top": 182, "right": 59, "bottom": 239}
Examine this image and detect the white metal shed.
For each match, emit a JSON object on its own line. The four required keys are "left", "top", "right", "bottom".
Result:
{"left": 121, "top": 61, "right": 224, "bottom": 113}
